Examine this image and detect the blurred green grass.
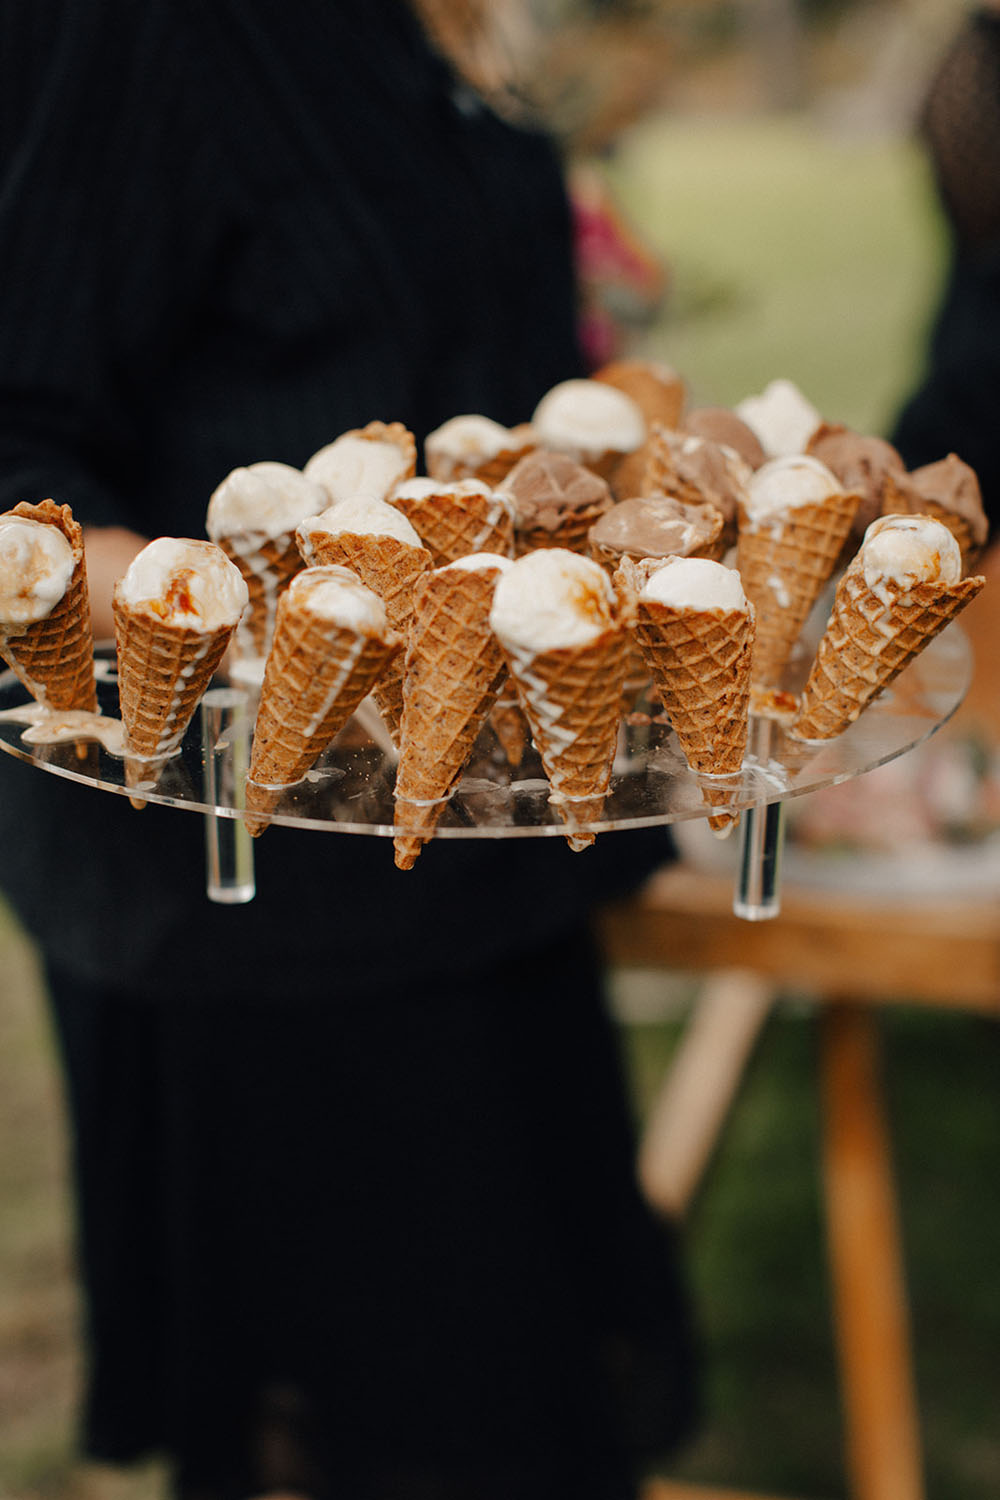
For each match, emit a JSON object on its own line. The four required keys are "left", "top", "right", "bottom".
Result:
{"left": 606, "top": 113, "right": 949, "bottom": 436}
{"left": 621, "top": 1003, "right": 1000, "bottom": 1500}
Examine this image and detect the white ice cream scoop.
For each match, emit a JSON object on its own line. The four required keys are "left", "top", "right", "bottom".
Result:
{"left": 284, "top": 565, "right": 391, "bottom": 631}
{"left": 640, "top": 556, "right": 749, "bottom": 611}
{"left": 861, "top": 514, "right": 962, "bottom": 592}
{"left": 0, "top": 515, "right": 75, "bottom": 625}
{"left": 735, "top": 378, "right": 822, "bottom": 457}
{"left": 490, "top": 548, "right": 616, "bottom": 653}
{"left": 117, "top": 537, "right": 248, "bottom": 629}
{"left": 206, "top": 461, "right": 326, "bottom": 541}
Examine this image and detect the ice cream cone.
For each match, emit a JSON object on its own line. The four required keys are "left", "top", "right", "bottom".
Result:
{"left": 393, "top": 558, "right": 508, "bottom": 868}
{"left": 491, "top": 550, "right": 631, "bottom": 849}
{"left": 488, "top": 689, "right": 530, "bottom": 768}
{"left": 591, "top": 362, "right": 686, "bottom": 501}
{"left": 245, "top": 566, "right": 402, "bottom": 835}
{"left": 0, "top": 500, "right": 97, "bottom": 712}
{"left": 592, "top": 359, "right": 686, "bottom": 430}
{"left": 424, "top": 415, "right": 536, "bottom": 487}
{"left": 530, "top": 378, "right": 646, "bottom": 490}
{"left": 630, "top": 585, "right": 755, "bottom": 835}
{"left": 499, "top": 450, "right": 612, "bottom": 558}
{"left": 114, "top": 602, "right": 237, "bottom": 801}
{"left": 501, "top": 628, "right": 630, "bottom": 848}
{"left": 206, "top": 461, "right": 327, "bottom": 666}
{"left": 791, "top": 553, "right": 984, "bottom": 741}
{"left": 297, "top": 518, "right": 431, "bottom": 743}
{"left": 515, "top": 507, "right": 607, "bottom": 557}
{"left": 304, "top": 420, "right": 416, "bottom": 504}
{"left": 221, "top": 530, "right": 305, "bottom": 658}
{"left": 113, "top": 538, "right": 247, "bottom": 803}
{"left": 737, "top": 486, "right": 859, "bottom": 687}
{"left": 389, "top": 479, "right": 515, "bottom": 566}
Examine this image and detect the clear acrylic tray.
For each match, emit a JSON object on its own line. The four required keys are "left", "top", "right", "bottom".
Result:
{"left": 0, "top": 627, "right": 972, "bottom": 837}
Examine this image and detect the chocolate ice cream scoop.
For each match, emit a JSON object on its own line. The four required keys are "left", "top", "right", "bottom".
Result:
{"left": 589, "top": 494, "right": 725, "bottom": 569}
{"left": 806, "top": 422, "right": 905, "bottom": 536}
{"left": 681, "top": 407, "right": 767, "bottom": 469}
{"left": 641, "top": 426, "right": 751, "bottom": 546}
{"left": 498, "top": 449, "right": 612, "bottom": 555}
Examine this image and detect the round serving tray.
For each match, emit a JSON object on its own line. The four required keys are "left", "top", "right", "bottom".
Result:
{"left": 0, "top": 626, "right": 973, "bottom": 841}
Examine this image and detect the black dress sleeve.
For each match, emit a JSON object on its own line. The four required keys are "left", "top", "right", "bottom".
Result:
{"left": 890, "top": 10, "right": 1000, "bottom": 529}
{"left": 0, "top": 1, "right": 233, "bottom": 528}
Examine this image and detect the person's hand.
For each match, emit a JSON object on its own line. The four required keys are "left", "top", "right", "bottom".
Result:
{"left": 83, "top": 525, "right": 148, "bottom": 640}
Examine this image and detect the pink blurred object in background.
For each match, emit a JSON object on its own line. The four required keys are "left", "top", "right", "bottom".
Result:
{"left": 570, "top": 162, "right": 668, "bottom": 366}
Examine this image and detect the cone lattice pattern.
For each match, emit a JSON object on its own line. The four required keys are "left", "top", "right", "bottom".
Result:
{"left": 390, "top": 490, "right": 513, "bottom": 567}
{"left": 0, "top": 500, "right": 97, "bottom": 712}
{"left": 489, "top": 692, "right": 529, "bottom": 767}
{"left": 737, "top": 492, "right": 859, "bottom": 686}
{"left": 247, "top": 590, "right": 401, "bottom": 835}
{"left": 219, "top": 530, "right": 304, "bottom": 658}
{"left": 633, "top": 600, "right": 755, "bottom": 832}
{"left": 393, "top": 566, "right": 506, "bottom": 867}
{"left": 502, "top": 626, "right": 630, "bottom": 849}
{"left": 792, "top": 560, "right": 984, "bottom": 741}
{"left": 113, "top": 599, "right": 235, "bottom": 789}
{"left": 298, "top": 530, "right": 430, "bottom": 742}
{"left": 514, "top": 505, "right": 608, "bottom": 559}
{"left": 426, "top": 429, "right": 536, "bottom": 488}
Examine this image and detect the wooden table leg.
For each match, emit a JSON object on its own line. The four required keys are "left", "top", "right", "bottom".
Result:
{"left": 820, "top": 1003, "right": 925, "bottom": 1500}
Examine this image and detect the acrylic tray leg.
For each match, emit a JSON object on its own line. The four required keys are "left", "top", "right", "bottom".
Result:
{"left": 734, "top": 798, "right": 785, "bottom": 920}
{"left": 201, "top": 687, "right": 255, "bottom": 905}
{"left": 733, "top": 712, "right": 785, "bottom": 920}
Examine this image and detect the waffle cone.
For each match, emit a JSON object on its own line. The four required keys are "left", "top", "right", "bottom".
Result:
{"left": 474, "top": 439, "right": 537, "bottom": 487}
{"left": 393, "top": 565, "right": 507, "bottom": 868}
{"left": 0, "top": 500, "right": 97, "bottom": 712}
{"left": 641, "top": 425, "right": 696, "bottom": 502}
{"left": 427, "top": 424, "right": 536, "bottom": 487}
{"left": 632, "top": 597, "right": 755, "bottom": 835}
{"left": 636, "top": 426, "right": 744, "bottom": 548}
{"left": 609, "top": 446, "right": 651, "bottom": 503}
{"left": 113, "top": 595, "right": 235, "bottom": 799}
{"left": 296, "top": 529, "right": 431, "bottom": 743}
{"left": 791, "top": 557, "right": 985, "bottom": 741}
{"left": 736, "top": 490, "right": 859, "bottom": 687}
{"left": 592, "top": 360, "right": 685, "bottom": 430}
{"left": 390, "top": 487, "right": 514, "bottom": 566}
{"left": 514, "top": 503, "right": 609, "bottom": 558}
{"left": 246, "top": 583, "right": 402, "bottom": 835}
{"left": 489, "top": 689, "right": 529, "bottom": 767}
{"left": 501, "top": 625, "right": 630, "bottom": 850}
{"left": 592, "top": 366, "right": 684, "bottom": 504}
{"left": 217, "top": 530, "right": 304, "bottom": 658}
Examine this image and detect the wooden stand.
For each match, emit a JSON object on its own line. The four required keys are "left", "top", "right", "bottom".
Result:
{"left": 599, "top": 862, "right": 1000, "bottom": 1500}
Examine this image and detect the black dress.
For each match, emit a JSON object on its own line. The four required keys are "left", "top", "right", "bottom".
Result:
{"left": 0, "top": 3, "right": 696, "bottom": 1496}
{"left": 890, "top": 9, "right": 1000, "bottom": 531}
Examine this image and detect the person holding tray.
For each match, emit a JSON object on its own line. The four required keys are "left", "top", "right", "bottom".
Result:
{"left": 0, "top": 3, "right": 696, "bottom": 1499}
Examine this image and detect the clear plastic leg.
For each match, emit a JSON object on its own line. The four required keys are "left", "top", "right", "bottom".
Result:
{"left": 733, "top": 797, "right": 785, "bottom": 920}
{"left": 201, "top": 687, "right": 256, "bottom": 905}
{"left": 733, "top": 713, "right": 785, "bottom": 920}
